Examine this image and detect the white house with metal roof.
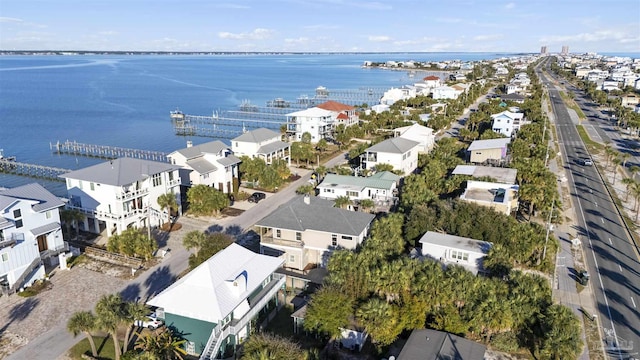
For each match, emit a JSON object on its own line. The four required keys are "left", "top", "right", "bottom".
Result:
{"left": 393, "top": 123, "right": 436, "bottom": 153}
{"left": 231, "top": 128, "right": 290, "bottom": 166}
{"left": 419, "top": 231, "right": 493, "bottom": 275}
{"left": 360, "top": 137, "right": 420, "bottom": 175}
{"left": 168, "top": 140, "right": 241, "bottom": 193}
{"left": 317, "top": 171, "right": 400, "bottom": 204}
{"left": 146, "top": 243, "right": 285, "bottom": 358}
{"left": 0, "top": 183, "right": 65, "bottom": 295}
{"left": 60, "top": 157, "right": 181, "bottom": 237}
{"left": 490, "top": 110, "right": 527, "bottom": 137}
{"left": 285, "top": 107, "right": 335, "bottom": 143}
{"left": 255, "top": 195, "right": 375, "bottom": 271}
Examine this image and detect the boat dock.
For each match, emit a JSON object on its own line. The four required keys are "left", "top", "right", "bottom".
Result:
{"left": 0, "top": 159, "right": 69, "bottom": 181}
{"left": 171, "top": 110, "right": 284, "bottom": 138}
{"left": 51, "top": 140, "right": 169, "bottom": 163}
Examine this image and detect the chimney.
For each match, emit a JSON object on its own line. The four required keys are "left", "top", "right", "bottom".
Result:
{"left": 186, "top": 140, "right": 193, "bottom": 148}
{"left": 303, "top": 194, "right": 310, "bottom": 205}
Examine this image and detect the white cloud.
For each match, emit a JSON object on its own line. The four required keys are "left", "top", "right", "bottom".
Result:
{"left": 505, "top": 2, "right": 515, "bottom": 9}
{"left": 284, "top": 37, "right": 310, "bottom": 44}
{"left": 435, "top": 17, "right": 463, "bottom": 24}
{"left": 368, "top": 35, "right": 392, "bottom": 42}
{"left": 473, "top": 34, "right": 503, "bottom": 41}
{"left": 218, "top": 28, "right": 274, "bottom": 40}
{"left": 303, "top": 24, "right": 340, "bottom": 30}
{"left": 540, "top": 30, "right": 631, "bottom": 43}
{"left": 98, "top": 31, "right": 118, "bottom": 36}
{"left": 0, "top": 17, "right": 24, "bottom": 23}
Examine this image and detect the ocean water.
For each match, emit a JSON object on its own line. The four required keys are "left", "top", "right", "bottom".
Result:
{"left": 0, "top": 52, "right": 511, "bottom": 195}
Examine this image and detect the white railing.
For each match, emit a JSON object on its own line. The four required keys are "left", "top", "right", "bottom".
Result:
{"left": 116, "top": 188, "right": 149, "bottom": 200}
{"left": 67, "top": 205, "right": 146, "bottom": 221}
{"left": 199, "top": 273, "right": 286, "bottom": 359}
{"left": 167, "top": 178, "right": 181, "bottom": 187}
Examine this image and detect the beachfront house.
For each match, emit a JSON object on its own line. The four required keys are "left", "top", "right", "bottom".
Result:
{"left": 1, "top": 183, "right": 66, "bottom": 295}
{"left": 146, "top": 243, "right": 285, "bottom": 358}
{"left": 231, "top": 128, "right": 291, "bottom": 166}
{"left": 490, "top": 110, "right": 527, "bottom": 137}
{"left": 286, "top": 107, "right": 335, "bottom": 143}
{"left": 255, "top": 195, "right": 375, "bottom": 271}
{"left": 432, "top": 85, "right": 462, "bottom": 100}
{"left": 360, "top": 137, "right": 420, "bottom": 176}
{"left": 381, "top": 87, "right": 417, "bottom": 105}
{"left": 459, "top": 180, "right": 519, "bottom": 215}
{"left": 316, "top": 100, "right": 360, "bottom": 128}
{"left": 60, "top": 157, "right": 181, "bottom": 237}
{"left": 467, "top": 138, "right": 511, "bottom": 164}
{"left": 316, "top": 171, "right": 400, "bottom": 205}
{"left": 393, "top": 123, "right": 436, "bottom": 153}
{"left": 419, "top": 231, "right": 493, "bottom": 275}
{"left": 168, "top": 140, "right": 241, "bottom": 194}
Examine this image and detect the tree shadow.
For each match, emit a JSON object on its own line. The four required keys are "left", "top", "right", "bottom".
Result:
{"left": 0, "top": 297, "right": 40, "bottom": 335}
{"left": 120, "top": 283, "right": 141, "bottom": 302}
{"left": 143, "top": 266, "right": 176, "bottom": 302}
{"left": 205, "top": 224, "right": 223, "bottom": 234}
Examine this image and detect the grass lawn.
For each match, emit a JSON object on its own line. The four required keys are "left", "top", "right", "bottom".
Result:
{"left": 68, "top": 335, "right": 117, "bottom": 360}
{"left": 575, "top": 125, "right": 603, "bottom": 154}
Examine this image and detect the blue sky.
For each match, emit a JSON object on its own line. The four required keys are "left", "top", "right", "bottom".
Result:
{"left": 1, "top": 0, "right": 638, "bottom": 53}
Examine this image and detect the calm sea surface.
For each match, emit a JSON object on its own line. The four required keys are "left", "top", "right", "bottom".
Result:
{"left": 0, "top": 52, "right": 512, "bottom": 195}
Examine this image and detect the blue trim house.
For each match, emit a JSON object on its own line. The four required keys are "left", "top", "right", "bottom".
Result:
{"left": 146, "top": 243, "right": 285, "bottom": 359}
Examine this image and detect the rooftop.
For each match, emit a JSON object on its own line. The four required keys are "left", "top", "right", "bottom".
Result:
{"left": 452, "top": 165, "right": 517, "bottom": 184}
{"left": 467, "top": 138, "right": 511, "bottom": 151}
{"left": 60, "top": 157, "right": 179, "bottom": 187}
{"left": 366, "top": 137, "right": 420, "bottom": 154}
{"left": 232, "top": 128, "right": 280, "bottom": 143}
{"left": 418, "top": 231, "right": 492, "bottom": 255}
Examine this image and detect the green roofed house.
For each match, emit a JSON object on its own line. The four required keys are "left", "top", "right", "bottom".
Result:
{"left": 316, "top": 171, "right": 400, "bottom": 206}
{"left": 146, "top": 243, "right": 285, "bottom": 359}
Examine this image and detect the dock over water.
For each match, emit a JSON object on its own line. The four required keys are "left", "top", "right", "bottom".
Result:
{"left": 0, "top": 159, "right": 70, "bottom": 181}
{"left": 51, "top": 140, "right": 169, "bottom": 163}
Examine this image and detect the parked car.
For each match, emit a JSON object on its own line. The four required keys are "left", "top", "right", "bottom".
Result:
{"left": 577, "top": 270, "right": 590, "bottom": 286}
{"left": 248, "top": 192, "right": 266, "bottom": 203}
{"left": 581, "top": 158, "right": 593, "bottom": 166}
{"left": 135, "top": 312, "right": 164, "bottom": 329}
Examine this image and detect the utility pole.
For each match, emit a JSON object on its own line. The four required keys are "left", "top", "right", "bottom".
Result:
{"left": 542, "top": 201, "right": 555, "bottom": 260}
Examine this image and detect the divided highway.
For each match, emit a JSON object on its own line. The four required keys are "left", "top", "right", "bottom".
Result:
{"left": 538, "top": 61, "right": 640, "bottom": 359}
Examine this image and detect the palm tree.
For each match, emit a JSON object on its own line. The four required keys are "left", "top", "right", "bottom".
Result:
{"left": 359, "top": 199, "right": 375, "bottom": 213}
{"left": 95, "top": 294, "right": 126, "bottom": 360}
{"left": 60, "top": 208, "right": 85, "bottom": 240}
{"left": 157, "top": 192, "right": 178, "bottom": 229}
{"left": 630, "top": 165, "right": 640, "bottom": 180}
{"left": 182, "top": 230, "right": 206, "bottom": 257}
{"left": 135, "top": 327, "right": 186, "bottom": 360}
{"left": 612, "top": 156, "right": 622, "bottom": 184}
{"left": 622, "top": 178, "right": 635, "bottom": 202}
{"left": 315, "top": 165, "right": 328, "bottom": 181}
{"left": 67, "top": 311, "right": 98, "bottom": 357}
{"left": 334, "top": 195, "right": 353, "bottom": 210}
{"left": 123, "top": 301, "right": 151, "bottom": 353}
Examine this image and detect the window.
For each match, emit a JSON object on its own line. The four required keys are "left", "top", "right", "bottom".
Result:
{"left": 332, "top": 234, "right": 337, "bottom": 246}
{"left": 346, "top": 191, "right": 358, "bottom": 197}
{"left": 276, "top": 229, "right": 281, "bottom": 238}
{"left": 13, "top": 209, "right": 21, "bottom": 218}
{"left": 90, "top": 182, "right": 95, "bottom": 191}
{"left": 341, "top": 235, "right": 353, "bottom": 241}
{"left": 1, "top": 253, "right": 8, "bottom": 262}
{"left": 202, "top": 173, "right": 209, "bottom": 179}
{"left": 296, "top": 232, "right": 302, "bottom": 241}
{"left": 152, "top": 173, "right": 162, "bottom": 187}
{"left": 79, "top": 181, "right": 83, "bottom": 190}
{"left": 451, "top": 250, "right": 469, "bottom": 262}
{"left": 45, "top": 210, "right": 52, "bottom": 219}
{"left": 15, "top": 219, "right": 23, "bottom": 228}
{"left": 289, "top": 255, "right": 295, "bottom": 263}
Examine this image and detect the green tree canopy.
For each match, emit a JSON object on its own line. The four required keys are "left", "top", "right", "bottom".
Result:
{"left": 187, "top": 185, "right": 229, "bottom": 217}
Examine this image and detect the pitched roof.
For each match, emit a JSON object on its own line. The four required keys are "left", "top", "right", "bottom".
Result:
{"left": 170, "top": 140, "right": 229, "bottom": 160}
{"left": 232, "top": 128, "right": 280, "bottom": 143}
{"left": 366, "top": 137, "right": 420, "bottom": 154}
{"left": 336, "top": 113, "right": 349, "bottom": 120}
{"left": 467, "top": 138, "right": 511, "bottom": 151}
{"left": 255, "top": 196, "right": 375, "bottom": 236}
{"left": 318, "top": 172, "right": 398, "bottom": 191}
{"left": 286, "top": 107, "right": 335, "bottom": 118}
{"left": 0, "top": 183, "right": 65, "bottom": 213}
{"left": 59, "top": 158, "right": 179, "bottom": 186}
{"left": 186, "top": 157, "right": 217, "bottom": 174}
{"left": 398, "top": 329, "right": 487, "bottom": 360}
{"left": 423, "top": 75, "right": 440, "bottom": 81}
{"left": 418, "top": 231, "right": 492, "bottom": 254}
{"left": 257, "top": 141, "right": 290, "bottom": 155}
{"left": 146, "top": 243, "right": 284, "bottom": 323}
{"left": 316, "top": 100, "right": 354, "bottom": 112}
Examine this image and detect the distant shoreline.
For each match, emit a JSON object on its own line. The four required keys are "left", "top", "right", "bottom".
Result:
{"left": 0, "top": 50, "right": 528, "bottom": 56}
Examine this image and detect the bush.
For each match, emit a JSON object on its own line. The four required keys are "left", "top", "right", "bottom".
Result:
{"left": 490, "top": 332, "right": 520, "bottom": 353}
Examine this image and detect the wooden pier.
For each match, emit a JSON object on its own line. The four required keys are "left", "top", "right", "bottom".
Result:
{"left": 51, "top": 140, "right": 169, "bottom": 162}
{"left": 0, "top": 159, "right": 70, "bottom": 181}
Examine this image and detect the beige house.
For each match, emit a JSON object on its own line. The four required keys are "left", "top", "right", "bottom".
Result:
{"left": 460, "top": 180, "right": 519, "bottom": 215}
{"left": 255, "top": 196, "right": 375, "bottom": 271}
{"left": 467, "top": 138, "right": 511, "bottom": 164}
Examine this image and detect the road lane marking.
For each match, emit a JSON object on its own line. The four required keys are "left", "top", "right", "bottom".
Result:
{"left": 595, "top": 202, "right": 598, "bottom": 207}
{"left": 601, "top": 218, "right": 604, "bottom": 224}
{"left": 632, "top": 297, "right": 637, "bottom": 309}
{"left": 608, "top": 238, "right": 612, "bottom": 244}
{"left": 619, "top": 263, "right": 623, "bottom": 272}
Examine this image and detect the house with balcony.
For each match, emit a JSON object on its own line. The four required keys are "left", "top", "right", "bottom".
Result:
{"left": 393, "top": 123, "right": 435, "bottom": 153}
{"left": 286, "top": 107, "right": 335, "bottom": 143}
{"left": 168, "top": 140, "right": 241, "bottom": 194}
{"left": 381, "top": 87, "right": 418, "bottom": 105}
{"left": 419, "top": 231, "right": 493, "bottom": 275}
{"left": 316, "top": 171, "right": 400, "bottom": 206}
{"left": 432, "top": 85, "right": 462, "bottom": 100}
{"left": 146, "top": 243, "right": 285, "bottom": 359}
{"left": 317, "top": 100, "right": 360, "bottom": 128}
{"left": 60, "top": 157, "right": 181, "bottom": 237}
{"left": 459, "top": 180, "right": 519, "bottom": 215}
{"left": 0, "top": 183, "right": 65, "bottom": 295}
{"left": 467, "top": 138, "right": 511, "bottom": 164}
{"left": 490, "top": 110, "right": 527, "bottom": 137}
{"left": 255, "top": 195, "right": 375, "bottom": 271}
{"left": 231, "top": 128, "right": 290, "bottom": 166}
{"left": 360, "top": 137, "right": 420, "bottom": 176}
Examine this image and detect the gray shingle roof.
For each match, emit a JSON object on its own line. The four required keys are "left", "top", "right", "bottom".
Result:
{"left": 0, "top": 183, "right": 65, "bottom": 212}
{"left": 60, "top": 158, "right": 179, "bottom": 187}
{"left": 257, "top": 141, "right": 290, "bottom": 155}
{"left": 418, "top": 231, "right": 492, "bottom": 254}
{"left": 255, "top": 196, "right": 375, "bottom": 236}
{"left": 398, "top": 329, "right": 487, "bottom": 360}
{"left": 232, "top": 128, "right": 280, "bottom": 143}
{"left": 467, "top": 138, "right": 511, "bottom": 151}
{"left": 217, "top": 155, "right": 242, "bottom": 167}
{"left": 366, "top": 137, "right": 419, "bottom": 154}
{"left": 186, "top": 157, "right": 218, "bottom": 174}
{"left": 171, "top": 140, "right": 229, "bottom": 159}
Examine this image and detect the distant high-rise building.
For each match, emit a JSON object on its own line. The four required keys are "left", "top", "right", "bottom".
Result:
{"left": 561, "top": 45, "right": 569, "bottom": 55}
{"left": 541, "top": 46, "right": 548, "bottom": 55}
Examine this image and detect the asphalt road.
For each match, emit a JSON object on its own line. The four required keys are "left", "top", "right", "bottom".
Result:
{"left": 538, "top": 61, "right": 640, "bottom": 359}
